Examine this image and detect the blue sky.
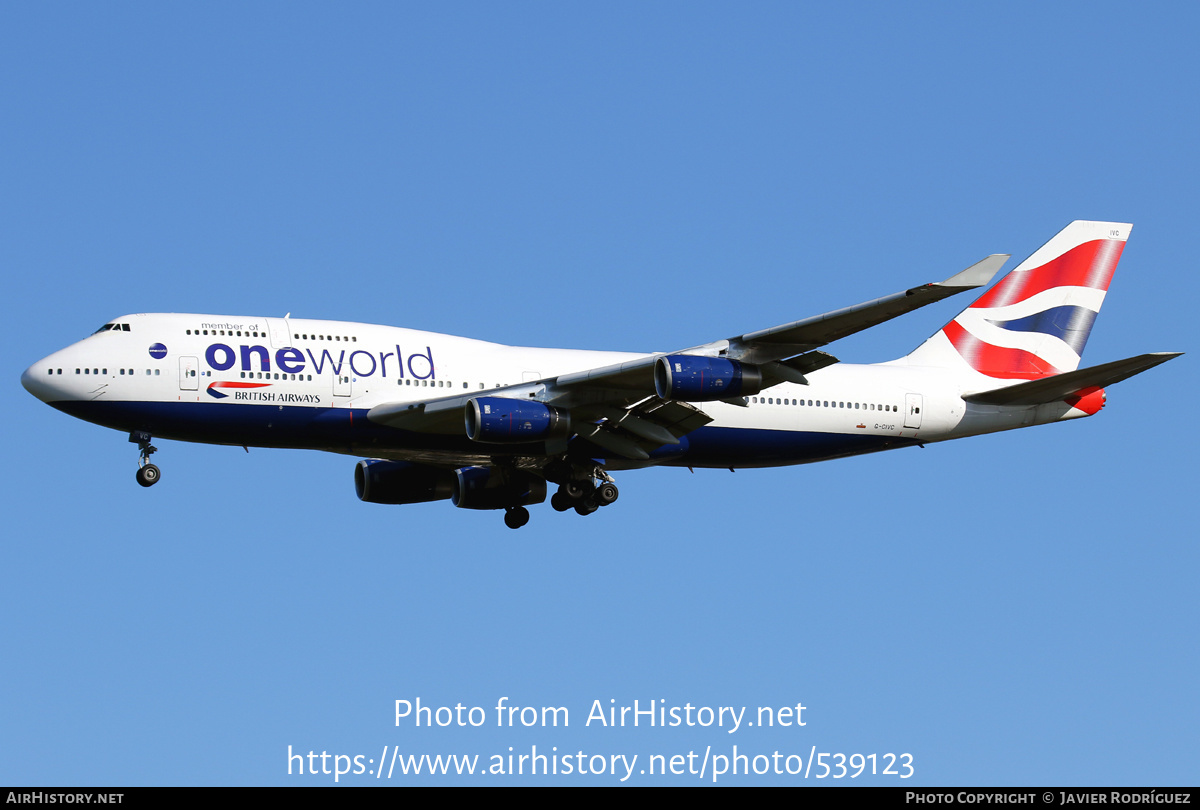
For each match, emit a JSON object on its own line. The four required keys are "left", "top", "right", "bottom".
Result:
{"left": 2, "top": 3, "right": 1195, "bottom": 785}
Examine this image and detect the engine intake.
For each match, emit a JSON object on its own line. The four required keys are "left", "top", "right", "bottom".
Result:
{"left": 654, "top": 355, "right": 763, "bottom": 401}
{"left": 465, "top": 397, "right": 571, "bottom": 443}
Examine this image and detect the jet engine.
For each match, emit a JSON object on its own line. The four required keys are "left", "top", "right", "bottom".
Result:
{"left": 452, "top": 466, "right": 547, "bottom": 510}
{"left": 465, "top": 397, "right": 571, "bottom": 443}
{"left": 354, "top": 459, "right": 455, "bottom": 505}
{"left": 654, "top": 355, "right": 763, "bottom": 401}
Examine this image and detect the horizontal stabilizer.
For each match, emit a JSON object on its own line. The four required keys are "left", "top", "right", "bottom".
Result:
{"left": 962, "top": 352, "right": 1182, "bottom": 406}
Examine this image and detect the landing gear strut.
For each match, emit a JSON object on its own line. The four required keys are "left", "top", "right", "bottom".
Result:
{"left": 130, "top": 431, "right": 161, "bottom": 488}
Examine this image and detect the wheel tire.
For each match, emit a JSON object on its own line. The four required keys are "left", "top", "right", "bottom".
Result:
{"left": 504, "top": 506, "right": 529, "bottom": 529}
{"left": 574, "top": 499, "right": 598, "bottom": 516}
{"left": 136, "top": 464, "right": 161, "bottom": 488}
{"left": 551, "top": 492, "right": 573, "bottom": 512}
{"left": 564, "top": 481, "right": 588, "bottom": 500}
{"left": 596, "top": 483, "right": 618, "bottom": 506}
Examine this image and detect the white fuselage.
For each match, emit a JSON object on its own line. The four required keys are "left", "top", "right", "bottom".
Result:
{"left": 22, "top": 313, "right": 1092, "bottom": 472}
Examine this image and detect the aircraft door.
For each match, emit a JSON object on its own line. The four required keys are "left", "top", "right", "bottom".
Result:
{"left": 334, "top": 373, "right": 351, "bottom": 398}
{"left": 179, "top": 356, "right": 199, "bottom": 391}
{"left": 904, "top": 393, "right": 923, "bottom": 429}
{"left": 266, "top": 318, "right": 291, "bottom": 348}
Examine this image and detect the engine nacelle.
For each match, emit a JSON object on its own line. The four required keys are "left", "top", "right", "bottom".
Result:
{"left": 354, "top": 459, "right": 455, "bottom": 505}
{"left": 452, "top": 466, "right": 547, "bottom": 510}
{"left": 465, "top": 397, "right": 571, "bottom": 443}
{"left": 654, "top": 355, "right": 763, "bottom": 401}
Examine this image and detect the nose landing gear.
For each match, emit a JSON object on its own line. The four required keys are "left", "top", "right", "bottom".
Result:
{"left": 130, "top": 431, "right": 161, "bottom": 488}
{"left": 136, "top": 463, "right": 161, "bottom": 487}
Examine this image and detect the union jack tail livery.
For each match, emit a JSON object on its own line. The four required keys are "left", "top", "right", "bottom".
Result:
{"left": 903, "top": 221, "right": 1130, "bottom": 380}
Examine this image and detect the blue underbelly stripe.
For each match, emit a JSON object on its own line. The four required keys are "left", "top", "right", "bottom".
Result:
{"left": 52, "top": 400, "right": 915, "bottom": 467}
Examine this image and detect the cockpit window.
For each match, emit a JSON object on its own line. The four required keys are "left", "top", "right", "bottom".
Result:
{"left": 92, "top": 323, "right": 131, "bottom": 334}
{"left": 94, "top": 324, "right": 115, "bottom": 334}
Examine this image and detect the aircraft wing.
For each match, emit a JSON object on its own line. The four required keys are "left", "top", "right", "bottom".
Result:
{"left": 367, "top": 387, "right": 712, "bottom": 461}
{"left": 719, "top": 254, "right": 1008, "bottom": 364}
{"left": 368, "top": 392, "right": 483, "bottom": 434}
{"left": 546, "top": 253, "right": 1006, "bottom": 398}
{"left": 368, "top": 256, "right": 1005, "bottom": 457}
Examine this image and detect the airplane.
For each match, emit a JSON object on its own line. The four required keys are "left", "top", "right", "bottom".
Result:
{"left": 21, "top": 220, "right": 1180, "bottom": 529}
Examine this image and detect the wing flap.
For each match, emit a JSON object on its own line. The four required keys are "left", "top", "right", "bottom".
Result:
{"left": 579, "top": 397, "right": 713, "bottom": 459}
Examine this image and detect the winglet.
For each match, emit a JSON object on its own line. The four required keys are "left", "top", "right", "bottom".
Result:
{"left": 936, "top": 254, "right": 1008, "bottom": 290}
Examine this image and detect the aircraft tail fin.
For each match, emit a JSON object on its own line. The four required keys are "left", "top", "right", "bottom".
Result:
{"left": 902, "top": 221, "right": 1131, "bottom": 380}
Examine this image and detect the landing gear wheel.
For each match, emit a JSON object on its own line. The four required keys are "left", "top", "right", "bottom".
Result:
{"left": 596, "top": 482, "right": 619, "bottom": 506}
{"left": 504, "top": 506, "right": 530, "bottom": 529}
{"left": 136, "top": 464, "right": 161, "bottom": 488}
{"left": 564, "top": 481, "right": 588, "bottom": 500}
{"left": 551, "top": 492, "right": 574, "bottom": 512}
{"left": 574, "top": 499, "right": 598, "bottom": 516}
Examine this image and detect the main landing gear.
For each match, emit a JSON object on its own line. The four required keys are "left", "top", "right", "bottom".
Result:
{"left": 549, "top": 472, "right": 619, "bottom": 517}
{"left": 130, "top": 431, "right": 161, "bottom": 488}
{"left": 498, "top": 468, "right": 619, "bottom": 529}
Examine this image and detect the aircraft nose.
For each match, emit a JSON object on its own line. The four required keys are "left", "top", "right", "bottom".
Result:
{"left": 22, "top": 358, "right": 61, "bottom": 403}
